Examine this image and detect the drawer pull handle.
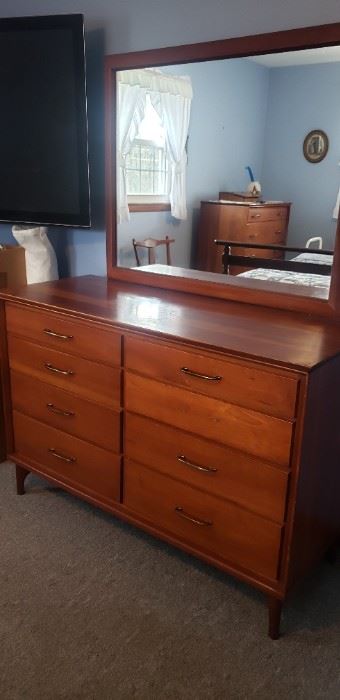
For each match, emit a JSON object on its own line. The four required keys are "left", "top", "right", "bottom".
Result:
{"left": 48, "top": 448, "right": 76, "bottom": 464}
{"left": 44, "top": 362, "right": 75, "bottom": 376}
{"left": 43, "top": 328, "right": 73, "bottom": 340}
{"left": 180, "top": 367, "right": 222, "bottom": 382}
{"left": 175, "top": 506, "right": 212, "bottom": 527}
{"left": 46, "top": 403, "right": 75, "bottom": 417}
{"left": 177, "top": 454, "right": 217, "bottom": 474}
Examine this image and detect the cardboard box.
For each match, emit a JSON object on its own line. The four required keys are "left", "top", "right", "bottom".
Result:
{"left": 0, "top": 245, "right": 26, "bottom": 288}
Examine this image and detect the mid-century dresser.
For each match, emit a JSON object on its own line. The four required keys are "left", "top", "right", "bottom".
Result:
{"left": 1, "top": 275, "right": 339, "bottom": 639}
{"left": 196, "top": 200, "right": 291, "bottom": 273}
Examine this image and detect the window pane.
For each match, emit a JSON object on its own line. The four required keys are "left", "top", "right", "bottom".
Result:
{"left": 154, "top": 170, "right": 165, "bottom": 194}
{"left": 137, "top": 94, "right": 165, "bottom": 147}
{"left": 140, "top": 170, "right": 153, "bottom": 193}
{"left": 140, "top": 146, "right": 153, "bottom": 171}
{"left": 126, "top": 170, "right": 140, "bottom": 194}
{"left": 126, "top": 145, "right": 140, "bottom": 169}
{"left": 126, "top": 141, "right": 169, "bottom": 196}
{"left": 153, "top": 148, "right": 163, "bottom": 169}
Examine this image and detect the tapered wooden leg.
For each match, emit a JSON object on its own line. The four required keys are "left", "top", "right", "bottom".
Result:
{"left": 267, "top": 596, "right": 282, "bottom": 640}
{"left": 15, "top": 465, "right": 30, "bottom": 495}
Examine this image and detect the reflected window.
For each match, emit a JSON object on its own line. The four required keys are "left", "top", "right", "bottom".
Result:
{"left": 126, "top": 95, "right": 170, "bottom": 202}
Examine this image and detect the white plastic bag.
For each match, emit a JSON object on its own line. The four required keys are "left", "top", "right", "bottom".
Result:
{"left": 12, "top": 226, "right": 59, "bottom": 284}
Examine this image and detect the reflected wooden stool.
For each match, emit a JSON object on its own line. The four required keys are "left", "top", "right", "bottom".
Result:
{"left": 132, "top": 236, "right": 175, "bottom": 266}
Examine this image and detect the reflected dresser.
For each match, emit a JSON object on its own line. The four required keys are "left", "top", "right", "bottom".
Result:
{"left": 196, "top": 199, "right": 291, "bottom": 273}
{"left": 0, "top": 275, "right": 339, "bottom": 638}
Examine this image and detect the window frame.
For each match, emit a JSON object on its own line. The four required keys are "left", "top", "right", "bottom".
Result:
{"left": 126, "top": 101, "right": 171, "bottom": 212}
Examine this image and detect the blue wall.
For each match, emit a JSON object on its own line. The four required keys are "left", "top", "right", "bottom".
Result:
{"left": 119, "top": 57, "right": 340, "bottom": 267}
{"left": 262, "top": 62, "right": 340, "bottom": 250}
{"left": 1, "top": 1, "right": 340, "bottom": 276}
{"left": 118, "top": 58, "right": 269, "bottom": 268}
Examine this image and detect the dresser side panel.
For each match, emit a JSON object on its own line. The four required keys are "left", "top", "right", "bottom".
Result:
{"left": 287, "top": 355, "right": 340, "bottom": 588}
{"left": 0, "top": 301, "right": 6, "bottom": 460}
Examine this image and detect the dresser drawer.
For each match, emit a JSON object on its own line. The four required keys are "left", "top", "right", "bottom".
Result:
{"left": 125, "top": 372, "right": 293, "bottom": 466}
{"left": 247, "top": 207, "right": 287, "bottom": 223}
{"left": 125, "top": 413, "right": 288, "bottom": 522}
{"left": 6, "top": 303, "right": 121, "bottom": 366}
{"left": 13, "top": 412, "right": 121, "bottom": 505}
{"left": 124, "top": 460, "right": 283, "bottom": 580}
{"left": 8, "top": 336, "right": 121, "bottom": 409}
{"left": 11, "top": 371, "right": 121, "bottom": 453}
{"left": 125, "top": 336, "right": 298, "bottom": 420}
{"left": 245, "top": 223, "right": 287, "bottom": 246}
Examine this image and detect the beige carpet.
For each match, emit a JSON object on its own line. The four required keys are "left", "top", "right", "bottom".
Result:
{"left": 0, "top": 460, "right": 339, "bottom": 699}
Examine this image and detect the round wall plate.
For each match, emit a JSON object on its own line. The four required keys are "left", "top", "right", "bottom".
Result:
{"left": 303, "top": 129, "right": 329, "bottom": 163}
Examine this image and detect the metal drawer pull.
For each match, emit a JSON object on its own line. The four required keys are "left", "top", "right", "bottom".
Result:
{"left": 44, "top": 362, "right": 74, "bottom": 376}
{"left": 46, "top": 403, "right": 75, "bottom": 417}
{"left": 43, "top": 328, "right": 73, "bottom": 340}
{"left": 175, "top": 506, "right": 212, "bottom": 527}
{"left": 177, "top": 455, "right": 217, "bottom": 474}
{"left": 180, "top": 367, "right": 222, "bottom": 382}
{"left": 48, "top": 448, "right": 76, "bottom": 464}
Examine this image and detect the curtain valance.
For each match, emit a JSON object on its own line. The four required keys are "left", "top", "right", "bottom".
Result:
{"left": 118, "top": 68, "right": 193, "bottom": 100}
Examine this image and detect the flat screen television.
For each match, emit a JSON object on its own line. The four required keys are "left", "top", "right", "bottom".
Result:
{"left": 0, "top": 13, "right": 90, "bottom": 227}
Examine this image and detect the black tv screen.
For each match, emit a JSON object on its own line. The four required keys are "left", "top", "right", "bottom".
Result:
{"left": 0, "top": 14, "right": 90, "bottom": 227}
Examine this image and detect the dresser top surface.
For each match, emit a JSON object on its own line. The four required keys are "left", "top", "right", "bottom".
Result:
{"left": 1, "top": 274, "right": 340, "bottom": 371}
{"left": 202, "top": 200, "right": 291, "bottom": 208}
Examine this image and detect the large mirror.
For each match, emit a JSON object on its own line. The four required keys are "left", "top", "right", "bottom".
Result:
{"left": 105, "top": 24, "right": 340, "bottom": 316}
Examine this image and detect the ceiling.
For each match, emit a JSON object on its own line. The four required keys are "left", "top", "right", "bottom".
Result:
{"left": 248, "top": 46, "right": 340, "bottom": 67}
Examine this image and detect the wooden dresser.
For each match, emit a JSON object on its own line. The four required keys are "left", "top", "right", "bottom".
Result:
{"left": 1, "top": 275, "right": 339, "bottom": 639}
{"left": 196, "top": 200, "right": 291, "bottom": 274}
{"left": 0, "top": 272, "right": 7, "bottom": 462}
{"left": 6, "top": 303, "right": 122, "bottom": 506}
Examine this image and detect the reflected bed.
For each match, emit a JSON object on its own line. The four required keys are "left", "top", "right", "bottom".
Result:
{"left": 239, "top": 252, "right": 332, "bottom": 290}
{"left": 214, "top": 240, "right": 333, "bottom": 290}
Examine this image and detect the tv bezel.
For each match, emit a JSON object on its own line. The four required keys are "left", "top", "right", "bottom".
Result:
{"left": 0, "top": 13, "right": 91, "bottom": 228}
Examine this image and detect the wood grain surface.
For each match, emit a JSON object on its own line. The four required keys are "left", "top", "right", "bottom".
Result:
{"left": 2, "top": 276, "right": 340, "bottom": 370}
{"left": 6, "top": 302, "right": 121, "bottom": 366}
{"left": 124, "top": 459, "right": 283, "bottom": 581}
{"left": 13, "top": 411, "right": 121, "bottom": 505}
{"left": 11, "top": 371, "right": 121, "bottom": 453}
{"left": 125, "top": 371, "right": 293, "bottom": 466}
{"left": 8, "top": 334, "right": 121, "bottom": 409}
{"left": 125, "top": 334, "right": 299, "bottom": 419}
{"left": 125, "top": 413, "right": 289, "bottom": 522}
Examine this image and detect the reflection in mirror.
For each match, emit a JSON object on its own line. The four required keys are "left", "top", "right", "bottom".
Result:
{"left": 116, "top": 47, "right": 340, "bottom": 299}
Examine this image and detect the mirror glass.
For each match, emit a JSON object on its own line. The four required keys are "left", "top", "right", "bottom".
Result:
{"left": 115, "top": 47, "right": 340, "bottom": 300}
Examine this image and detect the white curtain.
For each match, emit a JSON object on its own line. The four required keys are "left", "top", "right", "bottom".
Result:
{"left": 333, "top": 185, "right": 340, "bottom": 220}
{"left": 117, "top": 82, "right": 145, "bottom": 223}
{"left": 151, "top": 90, "right": 192, "bottom": 220}
{"left": 117, "top": 69, "right": 193, "bottom": 221}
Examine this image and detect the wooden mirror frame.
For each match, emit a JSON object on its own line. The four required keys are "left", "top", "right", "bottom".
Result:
{"left": 105, "top": 22, "right": 340, "bottom": 319}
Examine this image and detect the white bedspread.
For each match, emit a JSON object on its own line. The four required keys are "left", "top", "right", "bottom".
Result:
{"left": 238, "top": 252, "right": 332, "bottom": 289}
{"left": 239, "top": 268, "right": 330, "bottom": 289}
